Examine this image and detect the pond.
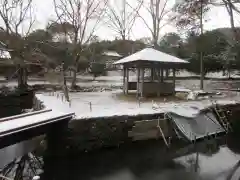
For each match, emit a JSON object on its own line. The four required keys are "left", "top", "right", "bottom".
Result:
{"left": 39, "top": 137, "right": 240, "bottom": 180}
{"left": 1, "top": 135, "right": 240, "bottom": 180}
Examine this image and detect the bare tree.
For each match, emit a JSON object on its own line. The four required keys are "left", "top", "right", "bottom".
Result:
{"left": 53, "top": 0, "right": 108, "bottom": 89}
{"left": 129, "top": 0, "right": 174, "bottom": 48}
{"left": 174, "top": 0, "right": 211, "bottom": 90}
{"left": 221, "top": 0, "right": 240, "bottom": 42}
{"left": 210, "top": 0, "right": 240, "bottom": 41}
{"left": 105, "top": 0, "right": 143, "bottom": 40}
{"left": 0, "top": 0, "right": 35, "bottom": 88}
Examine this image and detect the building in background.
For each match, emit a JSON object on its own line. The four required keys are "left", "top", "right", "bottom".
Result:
{"left": 102, "top": 51, "right": 122, "bottom": 70}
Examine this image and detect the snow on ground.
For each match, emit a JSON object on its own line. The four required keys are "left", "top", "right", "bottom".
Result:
{"left": 2, "top": 70, "right": 240, "bottom": 92}
{"left": 77, "top": 70, "right": 240, "bottom": 81}
{"left": 36, "top": 91, "right": 240, "bottom": 120}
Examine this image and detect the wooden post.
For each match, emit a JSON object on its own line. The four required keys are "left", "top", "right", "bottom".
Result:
{"left": 157, "top": 68, "right": 161, "bottom": 97}
{"left": 157, "top": 117, "right": 169, "bottom": 148}
{"left": 126, "top": 67, "right": 129, "bottom": 94}
{"left": 160, "top": 68, "right": 164, "bottom": 82}
{"left": 136, "top": 68, "right": 140, "bottom": 97}
{"left": 140, "top": 68, "right": 144, "bottom": 97}
{"left": 43, "top": 119, "right": 70, "bottom": 180}
{"left": 173, "top": 68, "right": 176, "bottom": 91}
{"left": 123, "top": 66, "right": 126, "bottom": 94}
{"left": 195, "top": 151, "right": 199, "bottom": 172}
{"left": 151, "top": 68, "right": 154, "bottom": 81}
{"left": 165, "top": 68, "right": 169, "bottom": 79}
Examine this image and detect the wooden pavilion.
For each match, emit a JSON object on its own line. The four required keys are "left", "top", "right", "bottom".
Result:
{"left": 114, "top": 48, "right": 188, "bottom": 97}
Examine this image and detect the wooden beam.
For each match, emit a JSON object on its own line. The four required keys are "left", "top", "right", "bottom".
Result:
{"left": 157, "top": 117, "right": 169, "bottom": 148}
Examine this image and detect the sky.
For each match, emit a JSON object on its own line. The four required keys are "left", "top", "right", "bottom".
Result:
{"left": 33, "top": 0, "right": 240, "bottom": 40}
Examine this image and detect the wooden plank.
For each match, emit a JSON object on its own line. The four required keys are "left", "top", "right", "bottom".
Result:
{"left": 157, "top": 118, "right": 169, "bottom": 147}
{"left": 128, "top": 130, "right": 159, "bottom": 141}
{"left": 128, "top": 118, "right": 170, "bottom": 141}
{"left": 0, "top": 109, "right": 52, "bottom": 123}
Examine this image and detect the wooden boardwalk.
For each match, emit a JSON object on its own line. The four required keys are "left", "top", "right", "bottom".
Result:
{"left": 0, "top": 108, "right": 74, "bottom": 149}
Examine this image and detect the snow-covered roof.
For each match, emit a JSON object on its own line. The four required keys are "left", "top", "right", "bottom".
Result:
{"left": 102, "top": 51, "right": 122, "bottom": 57}
{"left": 114, "top": 48, "right": 188, "bottom": 64}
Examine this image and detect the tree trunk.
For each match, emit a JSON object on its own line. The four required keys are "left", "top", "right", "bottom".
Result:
{"left": 200, "top": 0, "right": 204, "bottom": 90}
{"left": 153, "top": 39, "right": 158, "bottom": 49}
{"left": 71, "top": 68, "right": 77, "bottom": 89}
{"left": 62, "top": 63, "right": 69, "bottom": 101}
{"left": 71, "top": 54, "right": 80, "bottom": 89}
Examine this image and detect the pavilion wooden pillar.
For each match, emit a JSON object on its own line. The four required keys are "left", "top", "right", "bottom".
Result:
{"left": 136, "top": 67, "right": 140, "bottom": 97}
{"left": 165, "top": 68, "right": 169, "bottom": 79}
{"left": 160, "top": 68, "right": 164, "bottom": 82}
{"left": 140, "top": 68, "right": 145, "bottom": 97}
{"left": 173, "top": 68, "right": 176, "bottom": 90}
{"left": 157, "top": 67, "right": 161, "bottom": 97}
{"left": 123, "top": 66, "right": 126, "bottom": 94}
{"left": 126, "top": 67, "right": 129, "bottom": 94}
{"left": 151, "top": 68, "right": 154, "bottom": 81}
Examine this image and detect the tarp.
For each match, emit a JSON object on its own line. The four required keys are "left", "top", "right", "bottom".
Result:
{"left": 167, "top": 111, "right": 225, "bottom": 141}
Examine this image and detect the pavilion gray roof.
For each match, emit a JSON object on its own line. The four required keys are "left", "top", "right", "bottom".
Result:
{"left": 114, "top": 48, "right": 188, "bottom": 65}
{"left": 102, "top": 51, "right": 122, "bottom": 57}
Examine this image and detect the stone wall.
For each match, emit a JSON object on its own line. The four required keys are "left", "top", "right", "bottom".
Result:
{"left": 67, "top": 113, "right": 173, "bottom": 152}
{"left": 67, "top": 103, "right": 240, "bottom": 152}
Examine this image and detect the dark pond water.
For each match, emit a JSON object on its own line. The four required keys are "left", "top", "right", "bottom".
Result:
{"left": 1, "top": 132, "right": 240, "bottom": 180}
{"left": 38, "top": 138, "right": 240, "bottom": 180}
